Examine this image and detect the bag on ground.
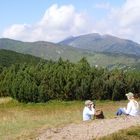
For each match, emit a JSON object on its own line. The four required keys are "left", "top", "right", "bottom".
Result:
{"left": 95, "top": 109, "right": 104, "bottom": 119}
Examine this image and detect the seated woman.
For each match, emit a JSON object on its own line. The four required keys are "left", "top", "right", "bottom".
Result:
{"left": 83, "top": 100, "right": 95, "bottom": 121}
{"left": 116, "top": 92, "right": 139, "bottom": 116}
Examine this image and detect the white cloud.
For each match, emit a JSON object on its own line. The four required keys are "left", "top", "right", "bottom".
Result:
{"left": 2, "top": 1, "right": 140, "bottom": 43}
{"left": 119, "top": 0, "right": 140, "bottom": 26}
{"left": 117, "top": 0, "right": 140, "bottom": 42}
{"left": 3, "top": 24, "right": 30, "bottom": 39}
{"left": 92, "top": 0, "right": 140, "bottom": 43}
{"left": 2, "top": 4, "right": 92, "bottom": 42}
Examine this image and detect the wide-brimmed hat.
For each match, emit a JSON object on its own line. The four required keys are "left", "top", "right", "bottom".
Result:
{"left": 85, "top": 100, "right": 93, "bottom": 106}
{"left": 125, "top": 92, "right": 134, "bottom": 98}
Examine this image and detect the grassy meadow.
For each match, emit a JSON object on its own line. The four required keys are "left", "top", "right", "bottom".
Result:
{"left": 0, "top": 97, "right": 130, "bottom": 140}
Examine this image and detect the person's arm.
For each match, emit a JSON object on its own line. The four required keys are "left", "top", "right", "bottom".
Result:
{"left": 124, "top": 102, "right": 132, "bottom": 114}
{"left": 88, "top": 105, "right": 95, "bottom": 115}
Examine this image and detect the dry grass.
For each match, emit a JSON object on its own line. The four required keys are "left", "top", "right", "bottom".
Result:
{"left": 0, "top": 97, "right": 127, "bottom": 140}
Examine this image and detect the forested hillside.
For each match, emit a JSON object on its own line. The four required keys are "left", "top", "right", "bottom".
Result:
{"left": 0, "top": 49, "right": 44, "bottom": 68}
{"left": 0, "top": 58, "right": 139, "bottom": 102}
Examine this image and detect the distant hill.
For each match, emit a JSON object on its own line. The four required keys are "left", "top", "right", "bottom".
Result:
{"left": 0, "top": 38, "right": 88, "bottom": 61}
{"left": 0, "top": 38, "right": 140, "bottom": 69}
{"left": 0, "top": 49, "right": 43, "bottom": 68}
{"left": 59, "top": 33, "right": 140, "bottom": 56}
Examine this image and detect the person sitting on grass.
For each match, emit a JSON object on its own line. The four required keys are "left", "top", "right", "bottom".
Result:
{"left": 116, "top": 92, "right": 139, "bottom": 116}
{"left": 83, "top": 100, "right": 95, "bottom": 121}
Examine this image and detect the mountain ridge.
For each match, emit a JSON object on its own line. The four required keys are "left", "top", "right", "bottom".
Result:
{"left": 59, "top": 33, "right": 140, "bottom": 56}
{"left": 0, "top": 36, "right": 140, "bottom": 69}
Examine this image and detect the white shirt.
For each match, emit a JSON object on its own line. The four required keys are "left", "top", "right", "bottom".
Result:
{"left": 83, "top": 106, "right": 95, "bottom": 121}
{"left": 124, "top": 100, "right": 139, "bottom": 116}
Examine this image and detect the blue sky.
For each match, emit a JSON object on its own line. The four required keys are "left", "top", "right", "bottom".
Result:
{"left": 0, "top": 0, "right": 124, "bottom": 30}
{"left": 1, "top": 0, "right": 140, "bottom": 43}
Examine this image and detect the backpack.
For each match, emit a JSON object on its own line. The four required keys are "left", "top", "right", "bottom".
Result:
{"left": 95, "top": 109, "right": 104, "bottom": 119}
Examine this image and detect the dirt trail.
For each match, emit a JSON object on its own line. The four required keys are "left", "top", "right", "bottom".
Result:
{"left": 36, "top": 116, "right": 140, "bottom": 140}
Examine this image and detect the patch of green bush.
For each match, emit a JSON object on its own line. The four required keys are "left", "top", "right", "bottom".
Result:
{"left": 0, "top": 57, "right": 140, "bottom": 103}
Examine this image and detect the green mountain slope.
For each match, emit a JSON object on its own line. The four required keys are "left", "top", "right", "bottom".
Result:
{"left": 59, "top": 33, "right": 140, "bottom": 56}
{"left": 0, "top": 38, "right": 140, "bottom": 69}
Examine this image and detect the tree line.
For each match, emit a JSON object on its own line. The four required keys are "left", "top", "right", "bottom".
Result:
{"left": 0, "top": 57, "right": 140, "bottom": 103}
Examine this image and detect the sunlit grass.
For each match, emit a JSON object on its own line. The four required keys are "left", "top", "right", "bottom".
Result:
{"left": 99, "top": 126, "right": 140, "bottom": 140}
{"left": 0, "top": 97, "right": 128, "bottom": 139}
